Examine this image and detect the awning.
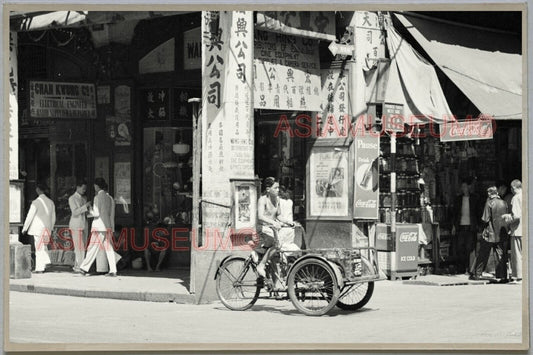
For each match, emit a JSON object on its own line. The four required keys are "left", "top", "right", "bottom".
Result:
{"left": 394, "top": 13, "right": 522, "bottom": 120}
{"left": 365, "top": 24, "right": 455, "bottom": 125}
{"left": 11, "top": 11, "right": 189, "bottom": 32}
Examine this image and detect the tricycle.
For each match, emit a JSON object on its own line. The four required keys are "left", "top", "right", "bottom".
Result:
{"left": 215, "top": 231, "right": 381, "bottom": 316}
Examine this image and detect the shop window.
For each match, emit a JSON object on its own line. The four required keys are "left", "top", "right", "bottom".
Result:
{"left": 143, "top": 127, "right": 193, "bottom": 226}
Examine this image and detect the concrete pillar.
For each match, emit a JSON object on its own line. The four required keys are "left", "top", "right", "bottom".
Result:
{"left": 196, "top": 11, "right": 254, "bottom": 303}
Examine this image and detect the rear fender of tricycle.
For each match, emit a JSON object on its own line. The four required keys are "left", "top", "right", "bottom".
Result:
{"left": 214, "top": 255, "right": 247, "bottom": 280}
{"left": 287, "top": 255, "right": 344, "bottom": 289}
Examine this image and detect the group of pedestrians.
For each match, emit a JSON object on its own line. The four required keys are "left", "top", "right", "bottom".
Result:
{"left": 452, "top": 178, "right": 523, "bottom": 283}
{"left": 22, "top": 178, "right": 120, "bottom": 276}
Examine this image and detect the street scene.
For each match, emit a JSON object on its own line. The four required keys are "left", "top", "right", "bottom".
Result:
{"left": 5, "top": 7, "right": 526, "bottom": 351}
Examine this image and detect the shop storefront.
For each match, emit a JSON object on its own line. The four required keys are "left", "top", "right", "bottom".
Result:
{"left": 9, "top": 10, "right": 522, "bottom": 303}
{"left": 10, "top": 11, "right": 202, "bottom": 271}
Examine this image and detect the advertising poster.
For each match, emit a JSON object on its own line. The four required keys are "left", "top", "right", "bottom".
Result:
{"left": 232, "top": 181, "right": 258, "bottom": 231}
{"left": 309, "top": 147, "right": 349, "bottom": 217}
{"left": 114, "top": 162, "right": 131, "bottom": 205}
{"left": 353, "top": 134, "right": 380, "bottom": 219}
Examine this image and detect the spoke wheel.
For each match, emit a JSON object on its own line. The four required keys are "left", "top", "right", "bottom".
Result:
{"left": 337, "top": 281, "right": 374, "bottom": 310}
{"left": 216, "top": 258, "right": 260, "bottom": 311}
{"left": 288, "top": 259, "right": 339, "bottom": 316}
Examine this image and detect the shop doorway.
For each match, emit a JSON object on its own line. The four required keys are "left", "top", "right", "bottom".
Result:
{"left": 255, "top": 114, "right": 307, "bottom": 222}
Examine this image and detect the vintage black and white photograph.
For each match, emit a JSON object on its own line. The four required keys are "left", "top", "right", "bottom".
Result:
{"left": 3, "top": 4, "right": 527, "bottom": 352}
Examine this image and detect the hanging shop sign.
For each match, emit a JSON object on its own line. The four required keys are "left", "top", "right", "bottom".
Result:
{"left": 383, "top": 103, "right": 405, "bottom": 132}
{"left": 316, "top": 66, "right": 351, "bottom": 138}
{"left": 29, "top": 81, "right": 97, "bottom": 119}
{"left": 256, "top": 11, "right": 335, "bottom": 41}
{"left": 353, "top": 134, "right": 380, "bottom": 219}
{"left": 354, "top": 11, "right": 387, "bottom": 71}
{"left": 202, "top": 11, "right": 255, "bottom": 231}
{"left": 439, "top": 118, "right": 494, "bottom": 142}
{"left": 183, "top": 27, "right": 201, "bottom": 70}
{"left": 308, "top": 146, "right": 350, "bottom": 218}
{"left": 9, "top": 31, "right": 18, "bottom": 180}
{"left": 254, "top": 30, "right": 321, "bottom": 111}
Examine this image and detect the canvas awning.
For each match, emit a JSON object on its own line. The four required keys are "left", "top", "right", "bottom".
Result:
{"left": 11, "top": 11, "right": 190, "bottom": 32}
{"left": 365, "top": 23, "right": 455, "bottom": 126}
{"left": 394, "top": 13, "right": 522, "bottom": 120}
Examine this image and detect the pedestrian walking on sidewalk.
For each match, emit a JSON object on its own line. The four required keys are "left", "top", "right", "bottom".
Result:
{"left": 470, "top": 187, "right": 508, "bottom": 281}
{"left": 452, "top": 178, "right": 481, "bottom": 274}
{"left": 68, "top": 179, "right": 91, "bottom": 272}
{"left": 503, "top": 179, "right": 523, "bottom": 282}
{"left": 78, "top": 178, "right": 119, "bottom": 277}
{"left": 22, "top": 183, "right": 56, "bottom": 273}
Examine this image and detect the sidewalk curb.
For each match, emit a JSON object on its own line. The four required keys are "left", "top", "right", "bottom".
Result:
{"left": 10, "top": 284, "right": 195, "bottom": 304}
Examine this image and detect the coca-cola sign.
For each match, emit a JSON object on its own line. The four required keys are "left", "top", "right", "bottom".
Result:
{"left": 440, "top": 117, "right": 494, "bottom": 142}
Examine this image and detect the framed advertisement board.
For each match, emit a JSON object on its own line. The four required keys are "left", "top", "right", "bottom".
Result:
{"left": 230, "top": 178, "right": 259, "bottom": 233}
{"left": 306, "top": 144, "right": 352, "bottom": 220}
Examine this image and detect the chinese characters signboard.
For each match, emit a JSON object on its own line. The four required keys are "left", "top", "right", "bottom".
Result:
{"left": 309, "top": 147, "right": 349, "bottom": 218}
{"left": 202, "top": 11, "right": 254, "bottom": 232}
{"left": 141, "top": 88, "right": 170, "bottom": 120}
{"left": 256, "top": 11, "right": 335, "bottom": 41}
{"left": 254, "top": 30, "right": 321, "bottom": 111}
{"left": 353, "top": 134, "right": 380, "bottom": 219}
{"left": 29, "top": 81, "right": 97, "bottom": 119}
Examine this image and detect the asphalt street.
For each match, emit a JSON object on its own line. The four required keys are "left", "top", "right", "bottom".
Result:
{"left": 7, "top": 280, "right": 523, "bottom": 349}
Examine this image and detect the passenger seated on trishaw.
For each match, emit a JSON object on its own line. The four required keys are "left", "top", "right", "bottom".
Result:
{"left": 253, "top": 177, "right": 301, "bottom": 281}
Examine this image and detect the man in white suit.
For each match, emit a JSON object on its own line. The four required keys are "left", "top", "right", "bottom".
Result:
{"left": 79, "top": 178, "right": 118, "bottom": 277}
{"left": 22, "top": 184, "right": 56, "bottom": 273}
{"left": 68, "top": 179, "right": 91, "bottom": 272}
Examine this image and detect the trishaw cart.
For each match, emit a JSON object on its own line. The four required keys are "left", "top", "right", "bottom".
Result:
{"left": 215, "top": 236, "right": 382, "bottom": 316}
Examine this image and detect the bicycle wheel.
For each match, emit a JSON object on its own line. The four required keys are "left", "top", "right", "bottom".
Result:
{"left": 216, "top": 257, "right": 261, "bottom": 311}
{"left": 336, "top": 281, "right": 374, "bottom": 310}
{"left": 287, "top": 259, "right": 340, "bottom": 316}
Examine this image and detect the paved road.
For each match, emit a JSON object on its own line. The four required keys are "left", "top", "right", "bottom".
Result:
{"left": 7, "top": 281, "right": 523, "bottom": 349}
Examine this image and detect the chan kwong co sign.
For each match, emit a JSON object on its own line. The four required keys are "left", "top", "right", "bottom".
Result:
{"left": 29, "top": 81, "right": 97, "bottom": 119}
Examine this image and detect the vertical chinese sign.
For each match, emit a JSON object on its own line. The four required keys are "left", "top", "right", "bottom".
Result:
{"left": 202, "top": 11, "right": 254, "bottom": 234}
{"left": 9, "top": 31, "right": 18, "bottom": 180}
{"left": 354, "top": 11, "right": 386, "bottom": 70}
{"left": 316, "top": 66, "right": 351, "bottom": 138}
